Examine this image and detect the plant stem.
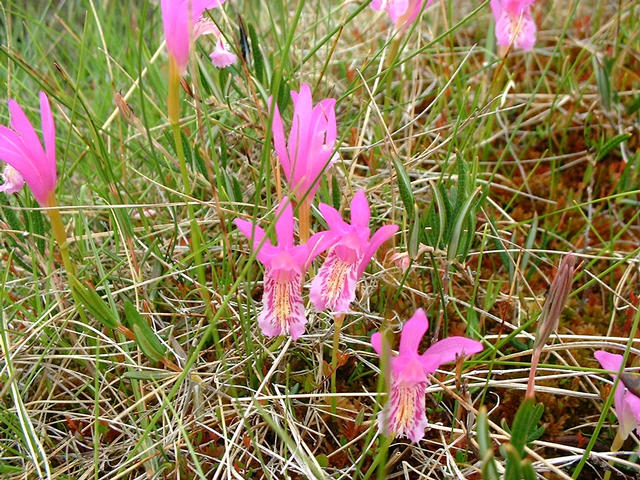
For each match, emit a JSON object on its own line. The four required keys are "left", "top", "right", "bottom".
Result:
{"left": 526, "top": 346, "right": 541, "bottom": 400}
{"left": 603, "top": 429, "right": 624, "bottom": 480}
{"left": 168, "top": 59, "right": 221, "bottom": 357}
{"left": 46, "top": 196, "right": 75, "bottom": 277}
{"left": 298, "top": 198, "right": 311, "bottom": 243}
{"left": 330, "top": 313, "right": 345, "bottom": 413}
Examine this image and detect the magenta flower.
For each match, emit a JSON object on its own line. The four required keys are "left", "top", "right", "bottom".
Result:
{"left": 490, "top": 0, "right": 537, "bottom": 51}
{"left": 161, "top": 0, "right": 234, "bottom": 73}
{"left": 0, "top": 164, "right": 25, "bottom": 194}
{"left": 271, "top": 83, "right": 337, "bottom": 204}
{"left": 371, "top": 309, "right": 483, "bottom": 442}
{"left": 594, "top": 351, "right": 640, "bottom": 439}
{"left": 235, "top": 198, "right": 332, "bottom": 340}
{"left": 310, "top": 190, "right": 398, "bottom": 313}
{"left": 371, "top": 0, "right": 434, "bottom": 29}
{"left": 0, "top": 92, "right": 57, "bottom": 207}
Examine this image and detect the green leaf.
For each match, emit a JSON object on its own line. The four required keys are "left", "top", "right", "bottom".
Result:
{"left": 502, "top": 443, "right": 523, "bottom": 480}
{"left": 392, "top": 156, "right": 415, "bottom": 219}
{"left": 596, "top": 133, "right": 632, "bottom": 162}
{"left": 124, "top": 301, "right": 166, "bottom": 362}
{"left": 447, "top": 187, "right": 480, "bottom": 262}
{"left": 510, "top": 398, "right": 544, "bottom": 455}
{"left": 69, "top": 276, "right": 119, "bottom": 330}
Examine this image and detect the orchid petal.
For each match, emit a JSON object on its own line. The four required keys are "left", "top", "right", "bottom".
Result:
{"left": 420, "top": 336, "right": 484, "bottom": 374}
{"left": 318, "top": 202, "right": 348, "bottom": 233}
{"left": 398, "top": 308, "right": 429, "bottom": 356}
{"left": 594, "top": 351, "right": 624, "bottom": 374}
{"left": 358, "top": 223, "right": 398, "bottom": 276}
{"left": 371, "top": 332, "right": 383, "bottom": 355}
{"left": 39, "top": 92, "right": 57, "bottom": 183}
{"left": 275, "top": 199, "right": 294, "bottom": 249}
{"left": 234, "top": 218, "right": 276, "bottom": 263}
{"left": 350, "top": 190, "right": 370, "bottom": 229}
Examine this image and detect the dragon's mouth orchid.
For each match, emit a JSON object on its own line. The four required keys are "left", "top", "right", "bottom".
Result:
{"left": 371, "top": 0, "right": 434, "bottom": 29}
{"left": 371, "top": 309, "right": 483, "bottom": 442}
{"left": 270, "top": 83, "right": 337, "bottom": 206}
{"left": 490, "top": 0, "right": 537, "bottom": 51}
{"left": 594, "top": 351, "right": 640, "bottom": 440}
{"left": 0, "top": 92, "right": 57, "bottom": 207}
{"left": 161, "top": 0, "right": 235, "bottom": 74}
{"left": 235, "top": 198, "right": 332, "bottom": 340}
{"left": 311, "top": 190, "right": 398, "bottom": 314}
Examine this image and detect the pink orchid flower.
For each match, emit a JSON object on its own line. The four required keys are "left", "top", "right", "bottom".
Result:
{"left": 490, "top": 0, "right": 537, "bottom": 51}
{"left": 371, "top": 309, "right": 483, "bottom": 442}
{"left": 235, "top": 198, "right": 332, "bottom": 340}
{"left": 161, "top": 0, "right": 234, "bottom": 73}
{"left": 594, "top": 351, "right": 640, "bottom": 439}
{"left": 371, "top": 0, "right": 434, "bottom": 29}
{"left": 0, "top": 164, "right": 26, "bottom": 194}
{"left": 0, "top": 92, "right": 57, "bottom": 207}
{"left": 310, "top": 190, "right": 398, "bottom": 313}
{"left": 271, "top": 83, "right": 337, "bottom": 204}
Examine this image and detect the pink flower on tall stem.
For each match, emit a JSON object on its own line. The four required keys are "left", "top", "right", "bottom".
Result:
{"left": 235, "top": 198, "right": 332, "bottom": 340}
{"left": 161, "top": 0, "right": 235, "bottom": 73}
{"left": 310, "top": 190, "right": 398, "bottom": 313}
{"left": 0, "top": 92, "right": 57, "bottom": 207}
{"left": 594, "top": 351, "right": 640, "bottom": 440}
{"left": 371, "top": 0, "right": 434, "bottom": 29}
{"left": 371, "top": 309, "right": 483, "bottom": 442}
{"left": 490, "top": 0, "right": 537, "bottom": 51}
{"left": 270, "top": 83, "right": 337, "bottom": 205}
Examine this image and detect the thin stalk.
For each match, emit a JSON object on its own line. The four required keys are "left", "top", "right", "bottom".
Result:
{"left": 603, "top": 429, "right": 624, "bottom": 480}
{"left": 298, "top": 198, "right": 311, "bottom": 243}
{"left": 330, "top": 313, "right": 345, "bottom": 413}
{"left": 168, "top": 59, "right": 221, "bottom": 356}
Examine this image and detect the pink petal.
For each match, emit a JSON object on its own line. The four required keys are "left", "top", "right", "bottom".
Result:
{"left": 292, "top": 230, "right": 334, "bottom": 268}
{"left": 258, "top": 268, "right": 307, "bottom": 339}
{"left": 270, "top": 99, "right": 291, "bottom": 179}
{"left": 371, "top": 332, "right": 383, "bottom": 355}
{"left": 310, "top": 249, "right": 360, "bottom": 313}
{"left": 234, "top": 218, "right": 276, "bottom": 263}
{"left": 350, "top": 190, "right": 370, "bottom": 229}
{"left": 318, "top": 202, "right": 348, "bottom": 233}
{"left": 617, "top": 390, "right": 640, "bottom": 439}
{"left": 594, "top": 351, "right": 624, "bottom": 374}
{"left": 398, "top": 308, "right": 429, "bottom": 356}
{"left": 420, "top": 336, "right": 484, "bottom": 374}
{"left": 39, "top": 92, "right": 57, "bottom": 184}
{"left": 0, "top": 126, "right": 48, "bottom": 205}
{"left": 275, "top": 198, "right": 294, "bottom": 249}
{"left": 359, "top": 223, "right": 398, "bottom": 276}
{"left": 379, "top": 378, "right": 428, "bottom": 442}
{"left": 210, "top": 40, "right": 236, "bottom": 68}
{"left": 0, "top": 164, "right": 25, "bottom": 194}
{"left": 8, "top": 98, "right": 47, "bottom": 167}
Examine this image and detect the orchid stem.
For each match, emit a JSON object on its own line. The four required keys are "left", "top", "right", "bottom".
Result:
{"left": 330, "top": 313, "right": 345, "bottom": 414}
{"left": 299, "top": 198, "right": 311, "bottom": 243}
{"left": 526, "top": 346, "right": 541, "bottom": 400}
{"left": 603, "top": 429, "right": 624, "bottom": 480}
{"left": 47, "top": 199, "right": 75, "bottom": 277}
{"left": 168, "top": 60, "right": 221, "bottom": 357}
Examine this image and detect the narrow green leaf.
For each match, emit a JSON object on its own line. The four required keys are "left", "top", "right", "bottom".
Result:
{"left": 124, "top": 301, "right": 166, "bottom": 362}
{"left": 392, "top": 156, "right": 415, "bottom": 218}
{"left": 69, "top": 276, "right": 119, "bottom": 330}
